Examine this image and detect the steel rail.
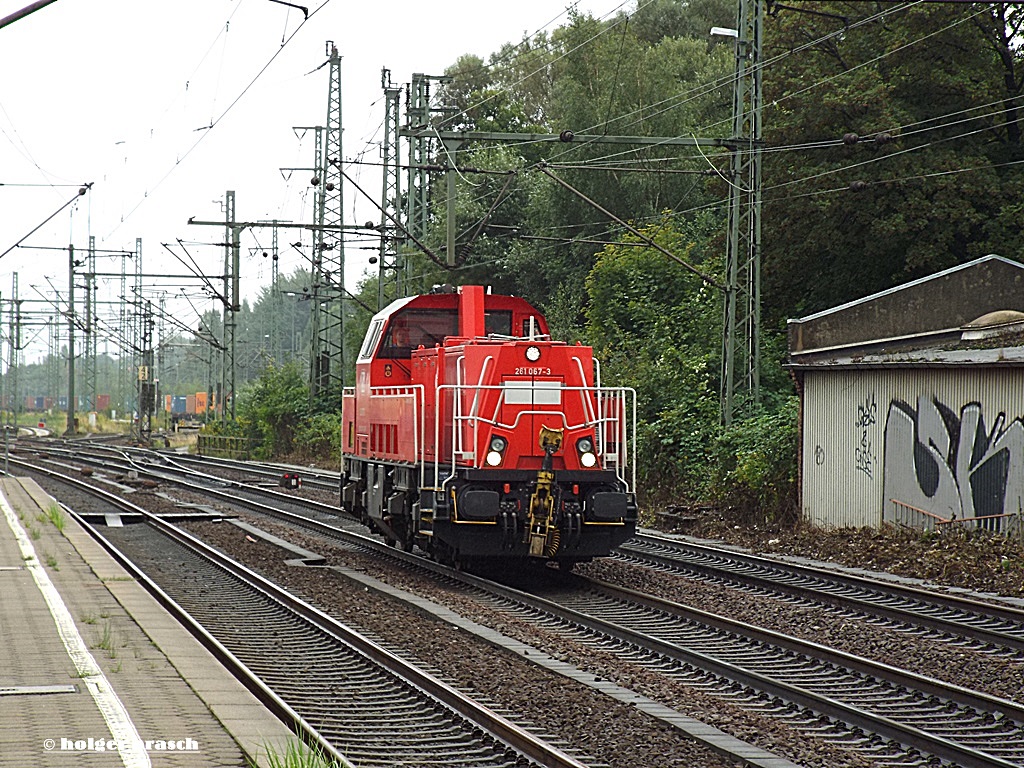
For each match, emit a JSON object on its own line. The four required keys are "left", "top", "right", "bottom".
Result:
{"left": 621, "top": 532, "right": 1024, "bottom": 652}
{"left": 61, "top": 442, "right": 1019, "bottom": 768}
{"left": 30, "top": 441, "right": 1024, "bottom": 658}
{"left": 447, "top": 571, "right": 1024, "bottom": 768}
{"left": 18, "top": 445, "right": 1024, "bottom": 765}
{"left": 61, "top": 441, "right": 1024, "bottom": 656}
{"left": 9, "top": 457, "right": 589, "bottom": 768}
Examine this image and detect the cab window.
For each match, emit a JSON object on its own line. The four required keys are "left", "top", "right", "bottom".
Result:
{"left": 358, "top": 319, "right": 385, "bottom": 361}
{"left": 484, "top": 310, "right": 512, "bottom": 336}
{"left": 378, "top": 309, "right": 458, "bottom": 358}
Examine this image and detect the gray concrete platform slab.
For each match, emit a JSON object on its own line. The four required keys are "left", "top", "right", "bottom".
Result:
{"left": 0, "top": 477, "right": 300, "bottom": 768}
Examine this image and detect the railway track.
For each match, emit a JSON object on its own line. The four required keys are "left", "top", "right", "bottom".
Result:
{"left": 181, "top": 503, "right": 1024, "bottom": 767}
{"left": 12, "top": 459, "right": 593, "bottom": 768}
{"left": 12, "top": 442, "right": 1024, "bottom": 766}
{"left": 21, "top": 438, "right": 342, "bottom": 494}
{"left": 617, "top": 532, "right": 1024, "bottom": 655}
{"left": 30, "top": 441, "right": 1024, "bottom": 657}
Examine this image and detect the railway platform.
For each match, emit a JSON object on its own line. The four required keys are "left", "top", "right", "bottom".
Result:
{"left": 0, "top": 476, "right": 299, "bottom": 767}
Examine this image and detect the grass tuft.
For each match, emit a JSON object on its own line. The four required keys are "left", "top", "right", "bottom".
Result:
{"left": 255, "top": 739, "right": 342, "bottom": 768}
{"left": 46, "top": 504, "right": 66, "bottom": 533}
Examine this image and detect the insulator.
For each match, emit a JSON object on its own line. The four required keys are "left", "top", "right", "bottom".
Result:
{"left": 849, "top": 180, "right": 869, "bottom": 192}
{"left": 311, "top": 176, "right": 320, "bottom": 186}
{"left": 874, "top": 132, "right": 893, "bottom": 145}
{"left": 842, "top": 133, "right": 859, "bottom": 145}
{"left": 559, "top": 129, "right": 575, "bottom": 143}
{"left": 325, "top": 182, "right": 335, "bottom": 191}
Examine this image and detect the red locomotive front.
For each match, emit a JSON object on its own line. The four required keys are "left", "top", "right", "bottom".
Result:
{"left": 341, "top": 284, "right": 637, "bottom": 568}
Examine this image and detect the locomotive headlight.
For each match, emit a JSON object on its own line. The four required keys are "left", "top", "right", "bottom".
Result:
{"left": 525, "top": 345, "right": 541, "bottom": 362}
{"left": 577, "top": 436, "right": 597, "bottom": 468}
{"left": 487, "top": 435, "right": 507, "bottom": 466}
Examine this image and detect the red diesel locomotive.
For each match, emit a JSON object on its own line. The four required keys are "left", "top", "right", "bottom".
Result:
{"left": 340, "top": 284, "right": 638, "bottom": 568}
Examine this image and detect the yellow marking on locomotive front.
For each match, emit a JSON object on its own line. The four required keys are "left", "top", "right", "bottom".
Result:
{"left": 526, "top": 426, "right": 563, "bottom": 557}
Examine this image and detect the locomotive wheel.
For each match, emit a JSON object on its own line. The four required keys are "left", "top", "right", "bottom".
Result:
{"left": 432, "top": 539, "right": 459, "bottom": 569}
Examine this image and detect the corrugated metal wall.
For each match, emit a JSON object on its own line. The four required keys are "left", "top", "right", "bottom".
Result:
{"left": 802, "top": 367, "right": 1024, "bottom": 529}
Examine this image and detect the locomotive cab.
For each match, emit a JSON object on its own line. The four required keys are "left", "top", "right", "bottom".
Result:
{"left": 341, "top": 285, "right": 637, "bottom": 568}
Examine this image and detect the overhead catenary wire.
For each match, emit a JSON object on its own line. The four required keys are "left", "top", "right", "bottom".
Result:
{"left": 5, "top": 0, "right": 1012, "bottom": 367}
{"left": 101, "top": 0, "right": 343, "bottom": 246}
{"left": 0, "top": 183, "right": 92, "bottom": 260}
{"left": 506, "top": 1, "right": 1008, "bottom": 214}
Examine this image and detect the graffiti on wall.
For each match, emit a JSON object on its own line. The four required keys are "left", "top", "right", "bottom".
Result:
{"left": 882, "top": 397, "right": 1024, "bottom": 528}
{"left": 854, "top": 392, "right": 878, "bottom": 478}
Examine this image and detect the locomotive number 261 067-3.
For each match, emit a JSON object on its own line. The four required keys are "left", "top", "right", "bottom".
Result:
{"left": 514, "top": 367, "right": 552, "bottom": 376}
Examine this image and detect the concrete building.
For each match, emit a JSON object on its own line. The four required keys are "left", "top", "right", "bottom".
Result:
{"left": 787, "top": 255, "right": 1024, "bottom": 534}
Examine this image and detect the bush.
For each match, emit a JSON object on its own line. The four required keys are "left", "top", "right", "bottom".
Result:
{"left": 706, "top": 397, "right": 800, "bottom": 525}
{"left": 293, "top": 412, "right": 343, "bottom": 465}
{"left": 234, "top": 361, "right": 309, "bottom": 460}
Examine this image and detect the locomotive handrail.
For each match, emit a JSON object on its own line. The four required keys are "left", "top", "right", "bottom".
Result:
{"left": 433, "top": 381, "right": 637, "bottom": 495}
{"left": 369, "top": 384, "right": 425, "bottom": 488}
{"left": 456, "top": 353, "right": 496, "bottom": 461}
{"left": 570, "top": 355, "right": 598, "bottom": 426}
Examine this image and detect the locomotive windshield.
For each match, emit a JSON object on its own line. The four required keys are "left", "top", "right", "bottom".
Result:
{"left": 379, "top": 309, "right": 458, "bottom": 358}
{"left": 485, "top": 310, "right": 512, "bottom": 336}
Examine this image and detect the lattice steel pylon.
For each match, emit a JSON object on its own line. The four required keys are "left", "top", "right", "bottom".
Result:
{"left": 309, "top": 42, "right": 345, "bottom": 404}
{"left": 405, "top": 74, "right": 432, "bottom": 243}
{"left": 7, "top": 274, "right": 21, "bottom": 426}
{"left": 720, "top": 0, "right": 763, "bottom": 425}
{"left": 83, "top": 236, "right": 97, "bottom": 412}
{"left": 377, "top": 68, "right": 403, "bottom": 310}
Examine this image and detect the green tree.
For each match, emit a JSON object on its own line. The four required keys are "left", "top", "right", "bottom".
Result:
{"left": 762, "top": 3, "right": 1024, "bottom": 326}
{"left": 423, "top": 12, "right": 731, "bottom": 336}
{"left": 585, "top": 212, "right": 723, "bottom": 497}
{"left": 234, "top": 360, "right": 308, "bottom": 459}
{"left": 631, "top": 0, "right": 736, "bottom": 44}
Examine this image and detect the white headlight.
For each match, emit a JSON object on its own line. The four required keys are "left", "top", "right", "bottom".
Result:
{"left": 485, "top": 450, "right": 503, "bottom": 467}
{"left": 525, "top": 346, "right": 541, "bottom": 362}
{"left": 580, "top": 452, "right": 597, "bottom": 468}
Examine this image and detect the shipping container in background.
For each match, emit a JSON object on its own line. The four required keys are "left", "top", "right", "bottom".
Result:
{"left": 195, "top": 392, "right": 207, "bottom": 414}
{"left": 185, "top": 395, "right": 196, "bottom": 415}
{"left": 96, "top": 394, "right": 111, "bottom": 411}
{"left": 171, "top": 396, "right": 188, "bottom": 415}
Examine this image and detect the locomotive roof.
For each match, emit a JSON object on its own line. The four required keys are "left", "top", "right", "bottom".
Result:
{"left": 368, "top": 289, "right": 541, "bottom": 325}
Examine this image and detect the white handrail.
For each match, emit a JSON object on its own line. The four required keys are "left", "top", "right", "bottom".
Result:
{"left": 430, "top": 381, "right": 636, "bottom": 493}
{"left": 367, "top": 384, "right": 425, "bottom": 487}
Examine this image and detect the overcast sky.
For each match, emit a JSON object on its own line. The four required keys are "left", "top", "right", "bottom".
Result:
{"left": 0, "top": 0, "right": 624, "bottom": 361}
